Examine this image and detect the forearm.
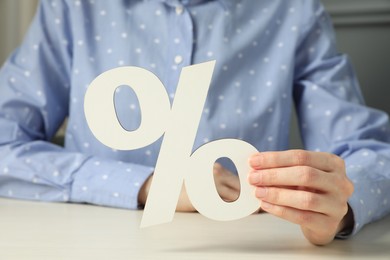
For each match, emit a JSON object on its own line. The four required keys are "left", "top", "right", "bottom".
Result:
{"left": 0, "top": 140, "right": 153, "bottom": 209}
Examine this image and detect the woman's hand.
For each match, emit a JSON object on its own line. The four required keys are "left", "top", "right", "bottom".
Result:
{"left": 248, "top": 150, "right": 354, "bottom": 245}
{"left": 138, "top": 163, "right": 241, "bottom": 212}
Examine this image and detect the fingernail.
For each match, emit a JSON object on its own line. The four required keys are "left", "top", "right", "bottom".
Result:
{"left": 255, "top": 187, "right": 267, "bottom": 198}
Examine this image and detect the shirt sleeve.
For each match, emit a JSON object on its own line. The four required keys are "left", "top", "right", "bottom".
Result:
{"left": 293, "top": 1, "right": 390, "bottom": 237}
{"left": 0, "top": 0, "right": 152, "bottom": 210}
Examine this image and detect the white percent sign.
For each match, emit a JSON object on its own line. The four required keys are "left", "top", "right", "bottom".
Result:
{"left": 84, "top": 60, "right": 261, "bottom": 228}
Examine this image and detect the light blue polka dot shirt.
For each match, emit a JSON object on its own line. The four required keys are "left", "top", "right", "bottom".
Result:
{"left": 0, "top": 0, "right": 389, "bottom": 237}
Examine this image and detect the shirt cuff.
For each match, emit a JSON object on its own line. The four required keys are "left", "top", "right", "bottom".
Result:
{"left": 70, "top": 157, "right": 153, "bottom": 209}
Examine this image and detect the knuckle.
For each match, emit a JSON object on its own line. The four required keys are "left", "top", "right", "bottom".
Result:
{"left": 302, "top": 192, "right": 318, "bottom": 209}
{"left": 276, "top": 205, "right": 288, "bottom": 218}
{"left": 337, "top": 157, "right": 346, "bottom": 169}
{"left": 346, "top": 178, "right": 354, "bottom": 196}
{"left": 213, "top": 163, "right": 223, "bottom": 172}
{"left": 295, "top": 150, "right": 310, "bottom": 166}
{"left": 213, "top": 170, "right": 222, "bottom": 179}
{"left": 299, "top": 166, "right": 318, "bottom": 186}
{"left": 267, "top": 188, "right": 280, "bottom": 203}
{"left": 339, "top": 176, "right": 354, "bottom": 197}
{"left": 329, "top": 153, "right": 345, "bottom": 170}
{"left": 213, "top": 163, "right": 224, "bottom": 178}
{"left": 264, "top": 169, "right": 278, "bottom": 184}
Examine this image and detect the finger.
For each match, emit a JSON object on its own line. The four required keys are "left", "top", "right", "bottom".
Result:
{"left": 216, "top": 185, "right": 240, "bottom": 202}
{"left": 222, "top": 173, "right": 241, "bottom": 191}
{"left": 214, "top": 164, "right": 241, "bottom": 191}
{"left": 261, "top": 202, "right": 338, "bottom": 244}
{"left": 248, "top": 166, "right": 335, "bottom": 193}
{"left": 249, "top": 150, "right": 343, "bottom": 172}
{"left": 176, "top": 185, "right": 197, "bottom": 212}
{"left": 254, "top": 186, "right": 337, "bottom": 216}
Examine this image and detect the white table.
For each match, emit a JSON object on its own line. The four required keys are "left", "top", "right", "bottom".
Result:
{"left": 0, "top": 198, "right": 389, "bottom": 260}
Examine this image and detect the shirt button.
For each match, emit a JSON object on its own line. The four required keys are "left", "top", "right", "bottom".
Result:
{"left": 174, "top": 55, "right": 183, "bottom": 64}
{"left": 175, "top": 5, "right": 184, "bottom": 15}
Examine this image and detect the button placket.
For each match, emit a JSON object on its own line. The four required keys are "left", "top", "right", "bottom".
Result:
{"left": 172, "top": 4, "right": 187, "bottom": 67}
{"left": 165, "top": 2, "right": 194, "bottom": 96}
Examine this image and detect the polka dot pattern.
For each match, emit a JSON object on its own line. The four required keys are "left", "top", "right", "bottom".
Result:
{"left": 0, "top": 1, "right": 389, "bottom": 235}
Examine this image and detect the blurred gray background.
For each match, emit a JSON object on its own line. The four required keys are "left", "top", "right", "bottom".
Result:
{"left": 0, "top": 0, "right": 389, "bottom": 148}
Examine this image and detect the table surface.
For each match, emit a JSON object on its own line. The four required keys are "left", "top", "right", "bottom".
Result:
{"left": 0, "top": 198, "right": 389, "bottom": 260}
